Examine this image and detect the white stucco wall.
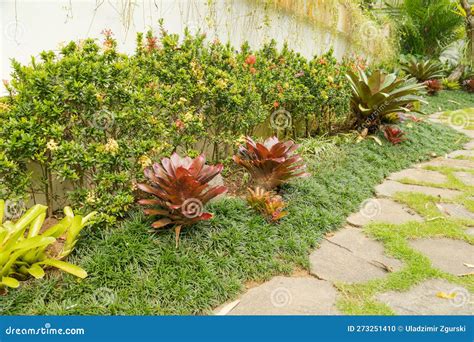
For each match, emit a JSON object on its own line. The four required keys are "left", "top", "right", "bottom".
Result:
{"left": 1, "top": 0, "right": 355, "bottom": 95}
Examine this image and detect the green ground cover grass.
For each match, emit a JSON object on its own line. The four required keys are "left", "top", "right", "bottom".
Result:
{"left": 2, "top": 91, "right": 472, "bottom": 315}
{"left": 1, "top": 114, "right": 466, "bottom": 315}
{"left": 421, "top": 90, "right": 474, "bottom": 114}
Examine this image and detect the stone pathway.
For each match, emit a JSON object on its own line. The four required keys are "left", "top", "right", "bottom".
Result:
{"left": 214, "top": 112, "right": 474, "bottom": 316}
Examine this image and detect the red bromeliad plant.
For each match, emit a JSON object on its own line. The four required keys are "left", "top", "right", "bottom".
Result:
{"left": 233, "top": 137, "right": 309, "bottom": 190}
{"left": 463, "top": 79, "right": 474, "bottom": 93}
{"left": 383, "top": 126, "right": 407, "bottom": 145}
{"left": 424, "top": 79, "right": 442, "bottom": 95}
{"left": 137, "top": 153, "right": 227, "bottom": 247}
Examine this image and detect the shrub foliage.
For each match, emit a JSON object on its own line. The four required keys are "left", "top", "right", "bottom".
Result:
{"left": 0, "top": 25, "right": 352, "bottom": 222}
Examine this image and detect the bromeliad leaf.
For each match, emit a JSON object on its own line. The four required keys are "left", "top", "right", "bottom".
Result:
{"left": 38, "top": 259, "right": 87, "bottom": 279}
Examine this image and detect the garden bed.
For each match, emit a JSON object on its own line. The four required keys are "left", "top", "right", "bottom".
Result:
{"left": 0, "top": 114, "right": 467, "bottom": 315}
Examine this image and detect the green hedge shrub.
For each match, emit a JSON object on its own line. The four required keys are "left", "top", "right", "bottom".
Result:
{"left": 0, "top": 25, "right": 352, "bottom": 223}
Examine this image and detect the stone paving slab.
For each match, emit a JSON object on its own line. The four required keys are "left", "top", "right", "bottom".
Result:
{"left": 429, "top": 112, "right": 442, "bottom": 120}
{"left": 459, "top": 129, "right": 474, "bottom": 139}
{"left": 376, "top": 279, "right": 473, "bottom": 315}
{"left": 437, "top": 203, "right": 474, "bottom": 220}
{"left": 347, "top": 198, "right": 422, "bottom": 227}
{"left": 446, "top": 150, "right": 474, "bottom": 159}
{"left": 463, "top": 141, "right": 474, "bottom": 150}
{"left": 418, "top": 158, "right": 474, "bottom": 170}
{"left": 375, "top": 180, "right": 461, "bottom": 200}
{"left": 466, "top": 228, "right": 474, "bottom": 236}
{"left": 454, "top": 171, "right": 474, "bottom": 186}
{"left": 309, "top": 228, "right": 403, "bottom": 283}
{"left": 408, "top": 238, "right": 474, "bottom": 275}
{"left": 227, "top": 276, "right": 340, "bottom": 315}
{"left": 388, "top": 168, "right": 447, "bottom": 184}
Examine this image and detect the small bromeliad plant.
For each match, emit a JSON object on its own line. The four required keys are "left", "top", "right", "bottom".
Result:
{"left": 463, "top": 79, "right": 474, "bottom": 93}
{"left": 383, "top": 126, "right": 407, "bottom": 145}
{"left": 424, "top": 79, "right": 443, "bottom": 95}
{"left": 441, "top": 78, "right": 461, "bottom": 91}
{"left": 137, "top": 153, "right": 227, "bottom": 247}
{"left": 247, "top": 187, "right": 288, "bottom": 223}
{"left": 233, "top": 136, "right": 309, "bottom": 190}
{"left": 0, "top": 200, "right": 95, "bottom": 291}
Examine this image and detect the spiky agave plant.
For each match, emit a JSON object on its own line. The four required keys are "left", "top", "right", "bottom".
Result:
{"left": 346, "top": 68, "right": 426, "bottom": 130}
{"left": 233, "top": 137, "right": 309, "bottom": 190}
{"left": 401, "top": 56, "right": 445, "bottom": 82}
{"left": 137, "top": 153, "right": 227, "bottom": 247}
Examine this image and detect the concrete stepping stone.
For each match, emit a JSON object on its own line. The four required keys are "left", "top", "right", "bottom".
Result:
{"left": 226, "top": 276, "right": 340, "bottom": 315}
{"left": 463, "top": 141, "right": 474, "bottom": 150}
{"left": 454, "top": 172, "right": 474, "bottom": 186}
{"left": 375, "top": 180, "right": 461, "bottom": 200}
{"left": 418, "top": 158, "right": 474, "bottom": 170}
{"left": 437, "top": 203, "right": 474, "bottom": 220}
{"left": 459, "top": 129, "right": 474, "bottom": 139}
{"left": 347, "top": 198, "right": 422, "bottom": 227}
{"left": 465, "top": 228, "right": 474, "bottom": 236}
{"left": 408, "top": 238, "right": 474, "bottom": 275}
{"left": 388, "top": 168, "right": 447, "bottom": 184}
{"left": 429, "top": 112, "right": 442, "bottom": 120}
{"left": 446, "top": 150, "right": 474, "bottom": 159}
{"left": 309, "top": 227, "right": 403, "bottom": 283}
{"left": 376, "top": 279, "right": 473, "bottom": 315}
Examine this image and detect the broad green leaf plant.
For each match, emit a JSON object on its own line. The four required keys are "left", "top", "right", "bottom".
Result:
{"left": 346, "top": 68, "right": 426, "bottom": 130}
{"left": 0, "top": 200, "right": 96, "bottom": 290}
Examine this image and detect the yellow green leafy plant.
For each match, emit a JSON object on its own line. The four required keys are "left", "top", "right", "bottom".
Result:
{"left": 0, "top": 200, "right": 96, "bottom": 290}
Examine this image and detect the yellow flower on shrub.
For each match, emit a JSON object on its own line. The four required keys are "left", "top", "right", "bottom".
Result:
{"left": 104, "top": 138, "right": 119, "bottom": 155}
{"left": 235, "top": 135, "right": 246, "bottom": 147}
{"left": 139, "top": 155, "right": 152, "bottom": 169}
{"left": 216, "top": 78, "right": 228, "bottom": 89}
{"left": 46, "top": 139, "right": 59, "bottom": 151}
{"left": 183, "top": 111, "right": 194, "bottom": 123}
{"left": 86, "top": 191, "right": 96, "bottom": 204}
